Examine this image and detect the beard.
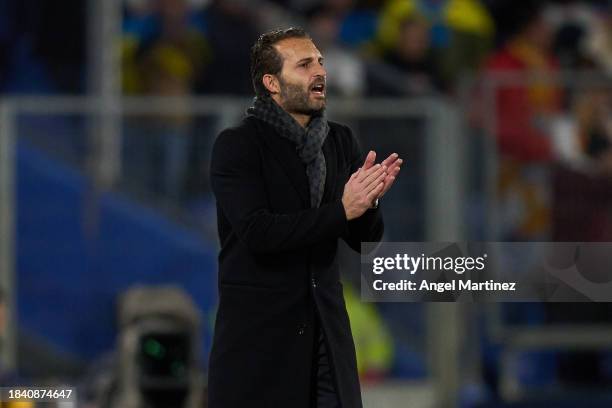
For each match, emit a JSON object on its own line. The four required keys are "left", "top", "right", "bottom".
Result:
{"left": 278, "top": 76, "right": 326, "bottom": 116}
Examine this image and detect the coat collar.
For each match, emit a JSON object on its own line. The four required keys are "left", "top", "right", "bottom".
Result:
{"left": 249, "top": 116, "right": 337, "bottom": 208}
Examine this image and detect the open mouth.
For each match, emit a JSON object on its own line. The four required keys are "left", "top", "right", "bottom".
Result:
{"left": 310, "top": 83, "right": 325, "bottom": 97}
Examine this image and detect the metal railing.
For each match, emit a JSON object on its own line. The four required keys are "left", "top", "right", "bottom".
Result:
{"left": 466, "top": 71, "right": 612, "bottom": 402}
{"left": 0, "top": 95, "right": 466, "bottom": 407}
{"left": 3, "top": 72, "right": 611, "bottom": 405}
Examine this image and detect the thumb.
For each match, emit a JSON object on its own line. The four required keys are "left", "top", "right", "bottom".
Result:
{"left": 363, "top": 150, "right": 376, "bottom": 169}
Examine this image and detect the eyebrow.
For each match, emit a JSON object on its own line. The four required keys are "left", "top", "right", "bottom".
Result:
{"left": 295, "top": 56, "right": 324, "bottom": 65}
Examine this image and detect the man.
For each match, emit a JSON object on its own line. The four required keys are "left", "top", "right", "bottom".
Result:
{"left": 208, "top": 27, "right": 402, "bottom": 408}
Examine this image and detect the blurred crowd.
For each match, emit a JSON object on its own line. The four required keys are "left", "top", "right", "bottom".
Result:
{"left": 113, "top": 0, "right": 612, "bottom": 219}
{"left": 117, "top": 0, "right": 612, "bottom": 97}
{"left": 0, "top": 0, "right": 608, "bottom": 97}
{"left": 1, "top": 0, "right": 612, "bottom": 209}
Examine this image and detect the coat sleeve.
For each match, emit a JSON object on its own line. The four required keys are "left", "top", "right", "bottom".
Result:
{"left": 210, "top": 128, "right": 350, "bottom": 254}
{"left": 341, "top": 125, "right": 385, "bottom": 253}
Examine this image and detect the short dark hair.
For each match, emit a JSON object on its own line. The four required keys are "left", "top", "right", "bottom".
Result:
{"left": 250, "top": 27, "right": 311, "bottom": 97}
{"left": 500, "top": 0, "right": 547, "bottom": 39}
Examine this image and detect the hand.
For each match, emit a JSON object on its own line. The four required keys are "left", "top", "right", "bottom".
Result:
{"left": 342, "top": 163, "right": 387, "bottom": 220}
{"left": 377, "top": 153, "right": 402, "bottom": 198}
{"left": 362, "top": 151, "right": 403, "bottom": 199}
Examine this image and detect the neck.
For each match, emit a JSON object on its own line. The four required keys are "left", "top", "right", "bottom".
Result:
{"left": 289, "top": 112, "right": 311, "bottom": 128}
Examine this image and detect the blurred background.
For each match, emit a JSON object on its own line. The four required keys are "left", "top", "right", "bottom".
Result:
{"left": 1, "top": 0, "right": 612, "bottom": 407}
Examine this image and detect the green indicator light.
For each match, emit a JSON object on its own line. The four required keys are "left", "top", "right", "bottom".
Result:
{"left": 143, "top": 338, "right": 166, "bottom": 359}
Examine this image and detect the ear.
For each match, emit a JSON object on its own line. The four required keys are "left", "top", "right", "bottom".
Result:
{"left": 262, "top": 74, "right": 280, "bottom": 95}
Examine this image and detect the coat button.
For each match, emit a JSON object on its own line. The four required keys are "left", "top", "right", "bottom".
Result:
{"left": 311, "top": 277, "right": 317, "bottom": 288}
{"left": 298, "top": 323, "right": 307, "bottom": 335}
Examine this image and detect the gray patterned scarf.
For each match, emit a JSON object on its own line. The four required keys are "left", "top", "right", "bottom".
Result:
{"left": 247, "top": 95, "right": 329, "bottom": 208}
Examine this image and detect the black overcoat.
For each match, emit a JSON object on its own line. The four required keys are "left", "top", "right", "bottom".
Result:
{"left": 207, "top": 115, "right": 384, "bottom": 408}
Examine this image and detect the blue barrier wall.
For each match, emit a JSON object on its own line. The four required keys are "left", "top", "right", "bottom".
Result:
{"left": 16, "top": 142, "right": 218, "bottom": 363}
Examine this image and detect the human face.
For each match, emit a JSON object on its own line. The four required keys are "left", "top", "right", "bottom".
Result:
{"left": 397, "top": 19, "right": 430, "bottom": 61}
{"left": 273, "top": 37, "right": 327, "bottom": 116}
{"left": 525, "top": 15, "right": 554, "bottom": 53}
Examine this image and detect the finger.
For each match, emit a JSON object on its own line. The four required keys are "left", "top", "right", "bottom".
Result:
{"left": 383, "top": 173, "right": 395, "bottom": 187}
{"left": 364, "top": 168, "right": 388, "bottom": 193}
{"left": 356, "top": 163, "right": 382, "bottom": 183}
{"left": 349, "top": 168, "right": 361, "bottom": 181}
{"left": 367, "top": 181, "right": 385, "bottom": 202}
{"left": 384, "top": 160, "right": 402, "bottom": 178}
{"left": 361, "top": 164, "right": 387, "bottom": 186}
{"left": 354, "top": 167, "right": 365, "bottom": 180}
{"left": 381, "top": 153, "right": 399, "bottom": 168}
{"left": 379, "top": 175, "right": 396, "bottom": 198}
{"left": 387, "top": 158, "right": 403, "bottom": 172}
{"left": 362, "top": 150, "right": 376, "bottom": 170}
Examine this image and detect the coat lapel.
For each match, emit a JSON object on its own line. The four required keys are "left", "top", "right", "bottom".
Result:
{"left": 253, "top": 118, "right": 311, "bottom": 207}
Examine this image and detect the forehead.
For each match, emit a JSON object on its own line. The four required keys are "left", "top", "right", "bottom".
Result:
{"left": 274, "top": 37, "right": 322, "bottom": 64}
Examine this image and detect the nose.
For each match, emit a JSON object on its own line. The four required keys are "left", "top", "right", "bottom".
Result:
{"left": 314, "top": 63, "right": 326, "bottom": 79}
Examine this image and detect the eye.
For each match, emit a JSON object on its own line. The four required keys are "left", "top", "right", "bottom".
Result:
{"left": 299, "top": 62, "right": 309, "bottom": 68}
